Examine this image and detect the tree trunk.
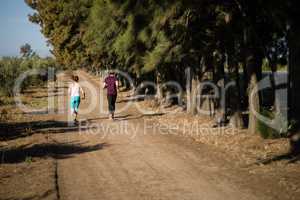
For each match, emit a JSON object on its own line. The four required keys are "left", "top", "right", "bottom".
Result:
{"left": 288, "top": 22, "right": 300, "bottom": 155}
{"left": 155, "top": 70, "right": 164, "bottom": 105}
{"left": 124, "top": 77, "right": 131, "bottom": 90}
{"left": 214, "top": 53, "right": 226, "bottom": 125}
{"left": 186, "top": 67, "right": 192, "bottom": 113}
{"left": 248, "top": 73, "right": 260, "bottom": 134}
{"left": 269, "top": 61, "right": 277, "bottom": 110}
{"left": 246, "top": 49, "right": 262, "bottom": 134}
{"left": 230, "top": 60, "right": 244, "bottom": 128}
{"left": 289, "top": 30, "right": 300, "bottom": 121}
{"left": 185, "top": 67, "right": 198, "bottom": 115}
{"left": 190, "top": 76, "right": 198, "bottom": 115}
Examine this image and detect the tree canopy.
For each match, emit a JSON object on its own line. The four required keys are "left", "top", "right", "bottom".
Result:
{"left": 25, "top": 0, "right": 300, "bottom": 138}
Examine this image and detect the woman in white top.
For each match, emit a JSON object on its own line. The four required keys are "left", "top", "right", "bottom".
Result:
{"left": 68, "top": 75, "right": 85, "bottom": 123}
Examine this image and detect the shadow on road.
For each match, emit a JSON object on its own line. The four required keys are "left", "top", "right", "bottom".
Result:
{"left": 255, "top": 152, "right": 300, "bottom": 165}
{"left": 114, "top": 113, "right": 165, "bottom": 121}
{"left": 0, "top": 142, "right": 109, "bottom": 164}
{"left": 0, "top": 120, "right": 89, "bottom": 141}
{"left": 86, "top": 113, "right": 165, "bottom": 122}
{"left": 1, "top": 188, "right": 56, "bottom": 200}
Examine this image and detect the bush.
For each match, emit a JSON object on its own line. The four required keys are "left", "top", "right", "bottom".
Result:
{"left": 257, "top": 108, "right": 288, "bottom": 139}
{"left": 0, "top": 56, "right": 59, "bottom": 98}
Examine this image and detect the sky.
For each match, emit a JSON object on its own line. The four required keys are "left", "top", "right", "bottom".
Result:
{"left": 0, "top": 0, "right": 51, "bottom": 57}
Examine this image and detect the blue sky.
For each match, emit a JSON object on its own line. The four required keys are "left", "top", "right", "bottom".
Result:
{"left": 0, "top": 0, "right": 51, "bottom": 57}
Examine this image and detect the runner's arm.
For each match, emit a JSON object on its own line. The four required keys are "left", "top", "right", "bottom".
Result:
{"left": 80, "top": 87, "right": 85, "bottom": 99}
{"left": 68, "top": 83, "right": 72, "bottom": 96}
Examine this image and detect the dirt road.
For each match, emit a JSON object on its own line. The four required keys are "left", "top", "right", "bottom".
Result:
{"left": 41, "top": 70, "right": 273, "bottom": 200}
{"left": 1, "top": 70, "right": 298, "bottom": 200}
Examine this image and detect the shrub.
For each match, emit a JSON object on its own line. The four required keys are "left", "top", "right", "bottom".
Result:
{"left": 257, "top": 108, "right": 288, "bottom": 139}
{"left": 0, "top": 56, "right": 59, "bottom": 99}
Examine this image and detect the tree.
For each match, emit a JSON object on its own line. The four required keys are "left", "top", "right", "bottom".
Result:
{"left": 25, "top": 0, "right": 298, "bottom": 140}
{"left": 287, "top": 0, "right": 300, "bottom": 155}
{"left": 20, "top": 43, "right": 33, "bottom": 58}
{"left": 25, "top": 0, "right": 93, "bottom": 68}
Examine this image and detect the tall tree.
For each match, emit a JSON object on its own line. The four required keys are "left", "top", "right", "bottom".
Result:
{"left": 20, "top": 43, "right": 33, "bottom": 58}
{"left": 25, "top": 0, "right": 93, "bottom": 68}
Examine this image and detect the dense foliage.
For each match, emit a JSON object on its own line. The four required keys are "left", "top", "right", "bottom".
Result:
{"left": 0, "top": 55, "right": 59, "bottom": 97}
